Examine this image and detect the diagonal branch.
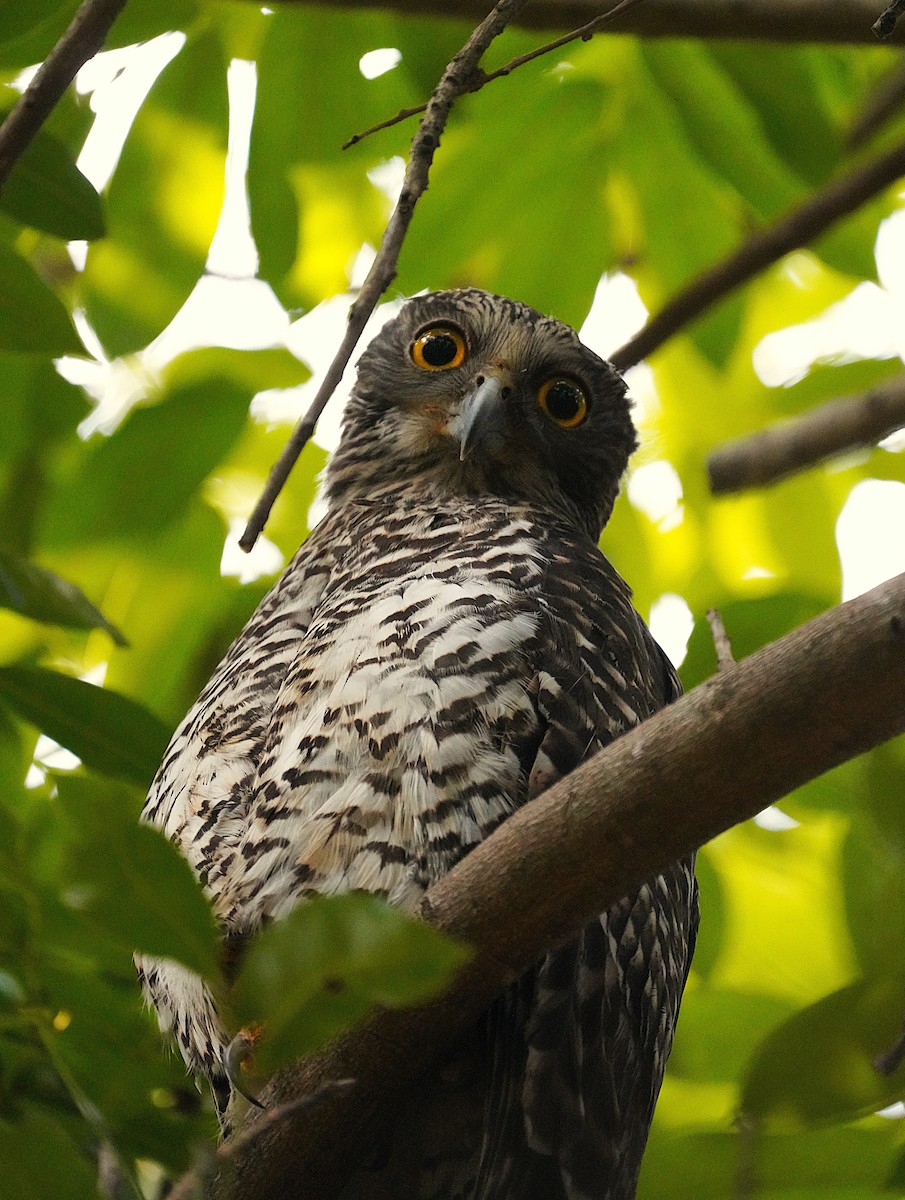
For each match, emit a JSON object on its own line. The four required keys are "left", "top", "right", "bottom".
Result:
{"left": 238, "top": 0, "right": 531, "bottom": 552}
{"left": 708, "top": 374, "right": 905, "bottom": 494}
{"left": 0, "top": 0, "right": 127, "bottom": 190}
{"left": 609, "top": 135, "right": 905, "bottom": 373}
{"left": 170, "top": 570, "right": 905, "bottom": 1200}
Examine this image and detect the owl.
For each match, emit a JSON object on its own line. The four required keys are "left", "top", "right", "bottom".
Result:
{"left": 138, "top": 288, "right": 698, "bottom": 1199}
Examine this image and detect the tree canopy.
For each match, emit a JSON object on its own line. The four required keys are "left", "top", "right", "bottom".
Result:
{"left": 1, "top": 1, "right": 905, "bottom": 1197}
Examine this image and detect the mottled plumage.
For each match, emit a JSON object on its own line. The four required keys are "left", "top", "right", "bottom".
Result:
{"left": 138, "top": 288, "right": 698, "bottom": 1198}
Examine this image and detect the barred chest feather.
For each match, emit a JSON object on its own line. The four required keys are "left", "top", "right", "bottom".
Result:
{"left": 145, "top": 495, "right": 643, "bottom": 934}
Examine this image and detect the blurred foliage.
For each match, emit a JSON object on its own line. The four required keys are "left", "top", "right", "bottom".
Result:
{"left": 1, "top": 2, "right": 905, "bottom": 1197}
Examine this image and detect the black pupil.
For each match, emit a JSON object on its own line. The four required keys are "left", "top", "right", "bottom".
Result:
{"left": 422, "top": 333, "right": 458, "bottom": 367}
{"left": 546, "top": 381, "right": 581, "bottom": 420}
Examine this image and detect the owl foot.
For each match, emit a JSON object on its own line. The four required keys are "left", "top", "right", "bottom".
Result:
{"left": 224, "top": 1026, "right": 266, "bottom": 1109}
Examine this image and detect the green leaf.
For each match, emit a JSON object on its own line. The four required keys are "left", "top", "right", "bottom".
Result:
{"left": 0, "top": 1, "right": 78, "bottom": 68}
{"left": 233, "top": 892, "right": 469, "bottom": 1072}
{"left": 0, "top": 244, "right": 80, "bottom": 355}
{"left": 0, "top": 114, "right": 104, "bottom": 240}
{"left": 642, "top": 43, "right": 804, "bottom": 222}
{"left": 0, "top": 1108, "right": 97, "bottom": 1200}
{"left": 0, "top": 665, "right": 169, "bottom": 787}
{"left": 54, "top": 774, "right": 220, "bottom": 979}
{"left": 741, "top": 976, "right": 905, "bottom": 1129}
{"left": 43, "top": 376, "right": 252, "bottom": 548}
{"left": 0, "top": 550, "right": 125, "bottom": 643}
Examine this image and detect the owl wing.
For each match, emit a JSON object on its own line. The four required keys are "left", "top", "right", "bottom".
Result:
{"left": 142, "top": 530, "right": 333, "bottom": 903}
{"left": 472, "top": 551, "right": 699, "bottom": 1200}
{"left": 137, "top": 529, "right": 336, "bottom": 1089}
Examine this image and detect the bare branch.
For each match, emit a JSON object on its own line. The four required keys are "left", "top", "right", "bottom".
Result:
{"left": 708, "top": 374, "right": 905, "bottom": 495}
{"left": 178, "top": 571, "right": 905, "bottom": 1200}
{"left": 344, "top": 0, "right": 648, "bottom": 148}
{"left": 0, "top": 0, "right": 127, "bottom": 190}
{"left": 239, "top": 0, "right": 531, "bottom": 551}
{"left": 260, "top": 0, "right": 905, "bottom": 45}
{"left": 706, "top": 607, "right": 735, "bottom": 669}
{"left": 873, "top": 0, "right": 905, "bottom": 38}
{"left": 610, "top": 136, "right": 905, "bottom": 373}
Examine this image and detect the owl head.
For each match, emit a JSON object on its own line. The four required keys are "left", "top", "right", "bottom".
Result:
{"left": 326, "top": 289, "right": 637, "bottom": 537}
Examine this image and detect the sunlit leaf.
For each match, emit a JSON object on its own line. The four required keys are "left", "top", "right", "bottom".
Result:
{"left": 232, "top": 891, "right": 469, "bottom": 1072}
{"left": 54, "top": 774, "right": 220, "bottom": 980}
{"left": 0, "top": 665, "right": 169, "bottom": 787}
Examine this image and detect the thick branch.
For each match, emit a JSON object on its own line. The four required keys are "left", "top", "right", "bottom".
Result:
{"left": 610, "top": 136, "right": 905, "bottom": 372}
{"left": 708, "top": 374, "right": 905, "bottom": 494}
{"left": 239, "top": 0, "right": 530, "bottom": 551}
{"left": 178, "top": 571, "right": 905, "bottom": 1200}
{"left": 0, "top": 0, "right": 127, "bottom": 190}
{"left": 261, "top": 0, "right": 905, "bottom": 44}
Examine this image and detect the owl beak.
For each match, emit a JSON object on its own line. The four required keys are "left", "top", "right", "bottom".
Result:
{"left": 456, "top": 370, "right": 511, "bottom": 462}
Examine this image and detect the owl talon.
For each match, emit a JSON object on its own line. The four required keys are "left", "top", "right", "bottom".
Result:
{"left": 224, "top": 1028, "right": 266, "bottom": 1109}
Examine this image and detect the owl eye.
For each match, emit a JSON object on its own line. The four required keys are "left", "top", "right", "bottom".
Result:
{"left": 537, "top": 378, "right": 588, "bottom": 428}
{"left": 412, "top": 326, "right": 467, "bottom": 371}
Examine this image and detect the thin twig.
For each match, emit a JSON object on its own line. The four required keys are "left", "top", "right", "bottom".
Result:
{"left": 609, "top": 135, "right": 905, "bottom": 373}
{"left": 708, "top": 375, "right": 905, "bottom": 495}
{"left": 706, "top": 608, "right": 735, "bottom": 670}
{"left": 0, "top": 0, "right": 127, "bottom": 190}
{"left": 343, "top": 0, "right": 648, "bottom": 149}
{"left": 239, "top": 0, "right": 531, "bottom": 552}
{"left": 873, "top": 0, "right": 905, "bottom": 38}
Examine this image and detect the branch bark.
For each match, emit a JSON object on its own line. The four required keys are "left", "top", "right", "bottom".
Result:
{"left": 263, "top": 0, "right": 905, "bottom": 44}
{"left": 0, "top": 0, "right": 127, "bottom": 190}
{"left": 708, "top": 374, "right": 905, "bottom": 494}
{"left": 170, "top": 570, "right": 905, "bottom": 1200}
{"left": 609, "top": 136, "right": 905, "bottom": 373}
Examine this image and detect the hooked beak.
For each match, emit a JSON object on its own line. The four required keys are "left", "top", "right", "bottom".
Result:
{"left": 454, "top": 370, "right": 512, "bottom": 462}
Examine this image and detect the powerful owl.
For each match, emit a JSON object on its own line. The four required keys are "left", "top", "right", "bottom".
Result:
{"left": 138, "top": 288, "right": 698, "bottom": 1199}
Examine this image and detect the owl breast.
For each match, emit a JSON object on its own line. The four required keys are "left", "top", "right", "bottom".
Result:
{"left": 216, "top": 503, "right": 547, "bottom": 929}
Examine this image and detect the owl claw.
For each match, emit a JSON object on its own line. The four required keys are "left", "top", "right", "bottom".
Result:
{"left": 224, "top": 1027, "right": 266, "bottom": 1109}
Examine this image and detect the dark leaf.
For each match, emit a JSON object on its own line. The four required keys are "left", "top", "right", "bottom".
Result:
{"left": 0, "top": 245, "right": 80, "bottom": 355}
{"left": 0, "top": 114, "right": 104, "bottom": 240}
{"left": 0, "top": 551, "right": 125, "bottom": 643}
{"left": 741, "top": 977, "right": 905, "bottom": 1129}
{"left": 0, "top": 665, "right": 169, "bottom": 788}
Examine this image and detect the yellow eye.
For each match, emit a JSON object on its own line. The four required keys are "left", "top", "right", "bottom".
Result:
{"left": 412, "top": 327, "right": 467, "bottom": 371}
{"left": 538, "top": 378, "right": 588, "bottom": 428}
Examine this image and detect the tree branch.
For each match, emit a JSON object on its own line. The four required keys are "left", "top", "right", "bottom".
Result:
{"left": 172, "top": 571, "right": 905, "bottom": 1200}
{"left": 609, "top": 136, "right": 905, "bottom": 373}
{"left": 0, "top": 0, "right": 127, "bottom": 191}
{"left": 261, "top": 0, "right": 905, "bottom": 44}
{"left": 343, "top": 0, "right": 647, "bottom": 148}
{"left": 707, "top": 374, "right": 905, "bottom": 494}
{"left": 238, "top": 0, "right": 531, "bottom": 551}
